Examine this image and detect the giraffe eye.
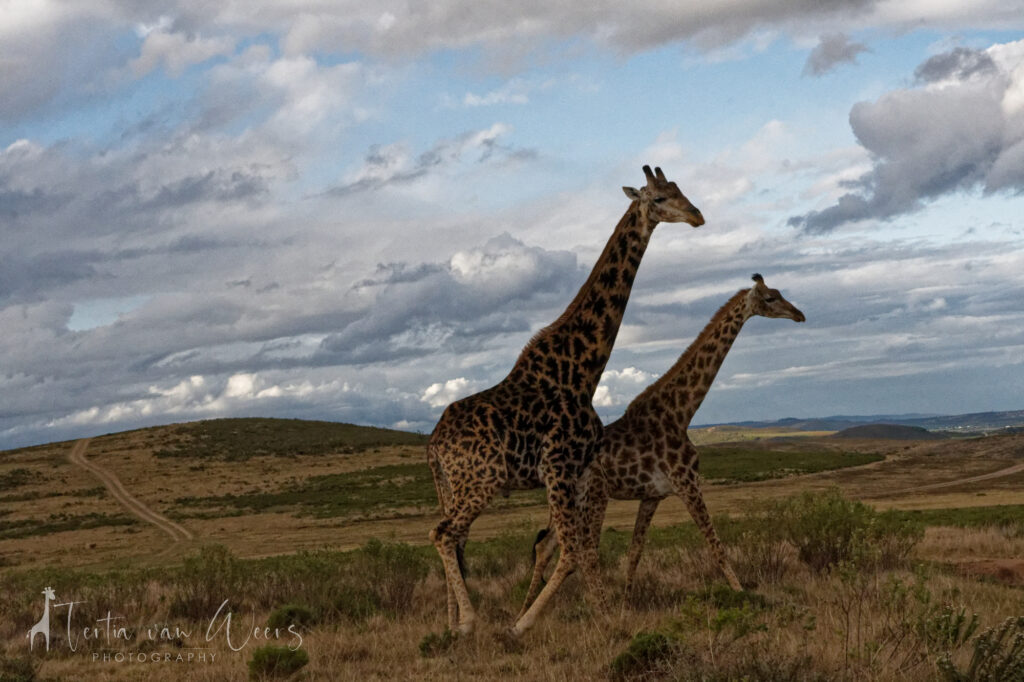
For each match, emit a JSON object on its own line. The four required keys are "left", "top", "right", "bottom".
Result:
{"left": 653, "top": 197, "right": 667, "bottom": 203}
{"left": 764, "top": 296, "right": 777, "bottom": 303}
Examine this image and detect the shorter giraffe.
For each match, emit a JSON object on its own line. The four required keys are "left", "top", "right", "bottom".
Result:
{"left": 521, "top": 274, "right": 804, "bottom": 609}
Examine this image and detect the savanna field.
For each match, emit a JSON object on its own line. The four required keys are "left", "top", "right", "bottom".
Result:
{"left": 1, "top": 418, "right": 1023, "bottom": 681}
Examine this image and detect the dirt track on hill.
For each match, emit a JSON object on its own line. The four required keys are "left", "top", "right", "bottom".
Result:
{"left": 878, "top": 461, "right": 1024, "bottom": 496}
{"left": 68, "top": 438, "right": 194, "bottom": 542}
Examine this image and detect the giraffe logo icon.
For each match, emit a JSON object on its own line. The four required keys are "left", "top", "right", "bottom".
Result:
{"left": 27, "top": 587, "right": 57, "bottom": 651}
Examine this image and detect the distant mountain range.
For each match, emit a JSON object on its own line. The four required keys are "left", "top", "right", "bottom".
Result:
{"left": 697, "top": 409, "right": 1024, "bottom": 434}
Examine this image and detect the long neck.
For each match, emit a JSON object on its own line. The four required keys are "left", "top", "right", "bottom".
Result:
{"left": 625, "top": 289, "right": 749, "bottom": 428}
{"left": 511, "top": 201, "right": 654, "bottom": 396}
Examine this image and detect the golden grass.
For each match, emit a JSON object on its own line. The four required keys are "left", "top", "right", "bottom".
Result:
{"left": 13, "top": 527, "right": 1023, "bottom": 682}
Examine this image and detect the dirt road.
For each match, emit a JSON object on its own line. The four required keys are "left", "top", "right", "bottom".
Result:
{"left": 882, "top": 461, "right": 1024, "bottom": 496}
{"left": 68, "top": 438, "right": 194, "bottom": 542}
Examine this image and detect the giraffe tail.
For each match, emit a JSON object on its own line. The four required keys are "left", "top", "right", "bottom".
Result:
{"left": 426, "top": 442, "right": 453, "bottom": 520}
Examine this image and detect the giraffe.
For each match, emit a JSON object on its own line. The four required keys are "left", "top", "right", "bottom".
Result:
{"left": 428, "top": 166, "right": 704, "bottom": 637}
{"left": 27, "top": 586, "right": 57, "bottom": 651}
{"left": 521, "top": 273, "right": 805, "bottom": 610}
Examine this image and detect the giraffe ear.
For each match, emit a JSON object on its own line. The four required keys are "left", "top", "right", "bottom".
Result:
{"left": 623, "top": 186, "right": 640, "bottom": 200}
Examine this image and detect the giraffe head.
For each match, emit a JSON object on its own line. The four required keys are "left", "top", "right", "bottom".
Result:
{"left": 744, "top": 274, "right": 805, "bottom": 322}
{"left": 42, "top": 586, "right": 56, "bottom": 601}
{"left": 622, "top": 165, "right": 704, "bottom": 227}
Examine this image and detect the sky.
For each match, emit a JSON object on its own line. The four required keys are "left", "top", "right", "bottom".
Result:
{"left": 2, "top": 1, "right": 1024, "bottom": 449}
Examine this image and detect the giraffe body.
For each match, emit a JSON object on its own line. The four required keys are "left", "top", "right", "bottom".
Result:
{"left": 428, "top": 166, "right": 704, "bottom": 637}
{"left": 521, "top": 275, "right": 805, "bottom": 610}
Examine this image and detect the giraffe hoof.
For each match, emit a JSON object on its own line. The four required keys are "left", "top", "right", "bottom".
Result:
{"left": 456, "top": 620, "right": 475, "bottom": 636}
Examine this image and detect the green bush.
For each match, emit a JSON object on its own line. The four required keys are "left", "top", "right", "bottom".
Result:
{"left": 921, "top": 605, "right": 980, "bottom": 653}
{"left": 609, "top": 631, "right": 679, "bottom": 680}
{"left": 169, "top": 545, "right": 247, "bottom": 620}
{"left": 774, "top": 489, "right": 923, "bottom": 572}
{"left": 267, "top": 604, "right": 316, "bottom": 631}
{"left": 349, "top": 539, "right": 430, "bottom": 615}
{"left": 419, "top": 628, "right": 457, "bottom": 657}
{"left": 938, "top": 616, "right": 1024, "bottom": 681}
{"left": 248, "top": 645, "right": 309, "bottom": 680}
{"left": 329, "top": 586, "right": 381, "bottom": 623}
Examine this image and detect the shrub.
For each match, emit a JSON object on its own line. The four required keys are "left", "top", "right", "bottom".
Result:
{"left": 938, "top": 616, "right": 1024, "bottom": 681}
{"left": 698, "top": 583, "right": 769, "bottom": 611}
{"left": 328, "top": 586, "right": 381, "bottom": 623}
{"left": 169, "top": 545, "right": 247, "bottom": 620}
{"left": 609, "top": 631, "right": 680, "bottom": 680}
{"left": 248, "top": 645, "right": 309, "bottom": 680}
{"left": 921, "top": 605, "right": 980, "bottom": 653}
{"left": 267, "top": 604, "right": 316, "bottom": 631}
{"left": 419, "top": 628, "right": 457, "bottom": 658}
{"left": 774, "top": 489, "right": 923, "bottom": 572}
{"left": 349, "top": 539, "right": 430, "bottom": 615}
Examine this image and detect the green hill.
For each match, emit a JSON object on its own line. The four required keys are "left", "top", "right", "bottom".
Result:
{"left": 832, "top": 423, "right": 947, "bottom": 440}
{"left": 152, "top": 417, "right": 429, "bottom": 460}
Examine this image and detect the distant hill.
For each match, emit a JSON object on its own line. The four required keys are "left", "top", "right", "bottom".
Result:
{"left": 833, "top": 424, "right": 949, "bottom": 440}
{"left": 150, "top": 417, "right": 429, "bottom": 461}
{"left": 698, "top": 409, "right": 1024, "bottom": 434}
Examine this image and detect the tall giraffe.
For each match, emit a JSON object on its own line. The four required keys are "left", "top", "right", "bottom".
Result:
{"left": 428, "top": 166, "right": 704, "bottom": 637}
{"left": 521, "top": 274, "right": 804, "bottom": 608}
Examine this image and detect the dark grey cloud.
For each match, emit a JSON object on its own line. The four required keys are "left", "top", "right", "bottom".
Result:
{"left": 914, "top": 46, "right": 997, "bottom": 83}
{"left": 789, "top": 46, "right": 1022, "bottom": 233}
{"left": 0, "top": 186, "right": 71, "bottom": 221}
{"left": 802, "top": 33, "right": 870, "bottom": 76}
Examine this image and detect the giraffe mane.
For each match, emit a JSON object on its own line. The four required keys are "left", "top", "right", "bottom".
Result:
{"left": 624, "top": 288, "right": 748, "bottom": 417}
{"left": 516, "top": 201, "right": 640, "bottom": 359}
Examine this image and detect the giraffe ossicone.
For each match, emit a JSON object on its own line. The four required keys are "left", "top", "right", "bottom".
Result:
{"left": 426, "top": 166, "right": 703, "bottom": 638}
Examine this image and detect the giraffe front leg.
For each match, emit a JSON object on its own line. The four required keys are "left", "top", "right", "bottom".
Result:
{"left": 671, "top": 470, "right": 742, "bottom": 591}
{"left": 511, "top": 466, "right": 601, "bottom": 636}
{"left": 625, "top": 498, "right": 660, "bottom": 592}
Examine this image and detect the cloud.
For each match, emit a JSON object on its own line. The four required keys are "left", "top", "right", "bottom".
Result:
{"left": 593, "top": 367, "right": 659, "bottom": 409}
{"left": 802, "top": 33, "right": 870, "bottom": 76}
{"left": 914, "top": 46, "right": 997, "bottom": 83}
{"left": 327, "top": 124, "right": 535, "bottom": 196}
{"left": 130, "top": 26, "right": 235, "bottom": 78}
{"left": 421, "top": 377, "right": 475, "bottom": 408}
{"left": 316, "top": 233, "right": 579, "bottom": 364}
{"left": 789, "top": 39, "right": 1024, "bottom": 233}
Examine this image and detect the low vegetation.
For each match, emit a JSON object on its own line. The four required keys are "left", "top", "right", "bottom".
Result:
{"left": 170, "top": 447, "right": 882, "bottom": 522}
{"left": 152, "top": 418, "right": 428, "bottom": 460}
{"left": 0, "top": 512, "right": 136, "bottom": 540}
{"left": 1, "top": 490, "right": 1019, "bottom": 680}
{"left": 699, "top": 446, "right": 883, "bottom": 482}
{"left": 247, "top": 645, "right": 309, "bottom": 680}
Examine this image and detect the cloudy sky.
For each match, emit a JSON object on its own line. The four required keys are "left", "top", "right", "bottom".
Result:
{"left": 3, "top": 2, "right": 1024, "bottom": 449}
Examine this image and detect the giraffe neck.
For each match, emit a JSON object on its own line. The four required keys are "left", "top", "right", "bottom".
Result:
{"left": 627, "top": 289, "right": 750, "bottom": 428}
{"left": 512, "top": 201, "right": 655, "bottom": 396}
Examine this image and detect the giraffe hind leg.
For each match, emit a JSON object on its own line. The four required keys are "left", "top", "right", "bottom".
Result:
{"left": 517, "top": 526, "right": 559, "bottom": 621}
{"left": 625, "top": 498, "right": 660, "bottom": 593}
{"left": 430, "top": 471, "right": 503, "bottom": 634}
